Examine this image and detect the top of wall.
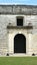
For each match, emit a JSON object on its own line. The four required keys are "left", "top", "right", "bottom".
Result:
{"left": 0, "top": 5, "right": 37, "bottom": 15}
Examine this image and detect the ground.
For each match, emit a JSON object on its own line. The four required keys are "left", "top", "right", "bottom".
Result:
{"left": 0, "top": 57, "right": 37, "bottom": 65}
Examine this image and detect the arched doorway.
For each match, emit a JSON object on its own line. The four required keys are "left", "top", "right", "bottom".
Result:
{"left": 14, "top": 34, "right": 26, "bottom": 53}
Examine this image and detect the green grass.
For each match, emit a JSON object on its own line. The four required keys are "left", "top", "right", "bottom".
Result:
{"left": 0, "top": 57, "right": 37, "bottom": 65}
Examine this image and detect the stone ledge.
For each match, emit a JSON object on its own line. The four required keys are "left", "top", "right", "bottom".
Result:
{"left": 7, "top": 26, "right": 33, "bottom": 29}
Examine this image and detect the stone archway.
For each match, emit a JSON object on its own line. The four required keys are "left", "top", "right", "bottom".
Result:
{"left": 14, "top": 34, "right": 26, "bottom": 53}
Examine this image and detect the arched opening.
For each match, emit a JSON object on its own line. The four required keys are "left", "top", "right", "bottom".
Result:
{"left": 14, "top": 34, "right": 26, "bottom": 53}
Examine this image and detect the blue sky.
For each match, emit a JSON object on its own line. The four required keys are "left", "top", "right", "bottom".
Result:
{"left": 0, "top": 0, "right": 37, "bottom": 5}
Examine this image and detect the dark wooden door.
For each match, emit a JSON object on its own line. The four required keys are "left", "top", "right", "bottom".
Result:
{"left": 14, "top": 34, "right": 26, "bottom": 53}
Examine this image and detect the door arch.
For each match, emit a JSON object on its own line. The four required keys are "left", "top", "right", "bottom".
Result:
{"left": 14, "top": 34, "right": 26, "bottom": 53}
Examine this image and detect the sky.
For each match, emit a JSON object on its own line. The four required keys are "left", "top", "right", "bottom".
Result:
{"left": 0, "top": 0, "right": 37, "bottom": 5}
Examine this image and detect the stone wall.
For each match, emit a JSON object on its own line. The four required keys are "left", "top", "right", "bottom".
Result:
{"left": 0, "top": 14, "right": 37, "bottom": 55}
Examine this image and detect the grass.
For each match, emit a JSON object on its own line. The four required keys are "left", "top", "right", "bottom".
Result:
{"left": 0, "top": 57, "right": 37, "bottom": 65}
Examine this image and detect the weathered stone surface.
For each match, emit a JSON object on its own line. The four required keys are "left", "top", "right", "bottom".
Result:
{"left": 0, "top": 5, "right": 37, "bottom": 14}
{"left": 0, "top": 5, "right": 37, "bottom": 55}
{"left": 0, "top": 15, "right": 37, "bottom": 40}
